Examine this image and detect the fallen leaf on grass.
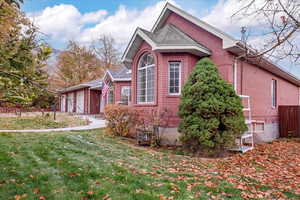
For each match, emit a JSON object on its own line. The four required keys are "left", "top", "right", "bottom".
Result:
{"left": 102, "top": 194, "right": 111, "bottom": 200}
{"left": 33, "top": 188, "right": 40, "bottom": 194}
{"left": 87, "top": 191, "right": 94, "bottom": 195}
{"left": 135, "top": 189, "right": 143, "bottom": 193}
{"left": 204, "top": 181, "right": 214, "bottom": 187}
{"left": 95, "top": 181, "right": 101, "bottom": 185}
{"left": 68, "top": 173, "right": 80, "bottom": 177}
{"left": 159, "top": 194, "right": 166, "bottom": 200}
{"left": 14, "top": 194, "right": 27, "bottom": 200}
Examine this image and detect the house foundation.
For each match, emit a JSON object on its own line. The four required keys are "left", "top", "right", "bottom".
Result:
{"left": 159, "top": 122, "right": 279, "bottom": 146}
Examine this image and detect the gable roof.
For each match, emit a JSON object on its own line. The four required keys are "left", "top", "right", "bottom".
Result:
{"left": 106, "top": 66, "right": 131, "bottom": 82}
{"left": 140, "top": 24, "right": 211, "bottom": 53}
{"left": 122, "top": 23, "right": 211, "bottom": 66}
{"left": 151, "top": 3, "right": 238, "bottom": 49}
{"left": 122, "top": 3, "right": 300, "bottom": 86}
{"left": 60, "top": 78, "right": 103, "bottom": 93}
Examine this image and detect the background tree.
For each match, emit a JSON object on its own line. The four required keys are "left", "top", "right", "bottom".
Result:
{"left": 0, "top": 0, "right": 52, "bottom": 108}
{"left": 178, "top": 58, "right": 247, "bottom": 155}
{"left": 92, "top": 35, "right": 120, "bottom": 70}
{"left": 234, "top": 0, "right": 300, "bottom": 64}
{"left": 49, "top": 41, "right": 104, "bottom": 89}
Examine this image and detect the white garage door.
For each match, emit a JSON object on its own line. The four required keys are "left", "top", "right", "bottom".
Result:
{"left": 76, "top": 90, "right": 85, "bottom": 114}
{"left": 61, "top": 95, "right": 66, "bottom": 112}
{"left": 67, "top": 93, "right": 74, "bottom": 113}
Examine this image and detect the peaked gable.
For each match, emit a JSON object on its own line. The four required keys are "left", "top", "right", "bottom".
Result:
{"left": 105, "top": 66, "right": 132, "bottom": 82}
{"left": 151, "top": 3, "right": 238, "bottom": 49}
{"left": 122, "top": 24, "right": 211, "bottom": 66}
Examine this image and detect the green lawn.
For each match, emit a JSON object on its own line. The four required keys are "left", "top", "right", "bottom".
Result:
{"left": 0, "top": 130, "right": 299, "bottom": 199}
{"left": 0, "top": 114, "right": 88, "bottom": 130}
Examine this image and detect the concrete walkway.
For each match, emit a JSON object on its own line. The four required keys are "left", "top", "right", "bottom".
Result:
{"left": 0, "top": 115, "right": 106, "bottom": 133}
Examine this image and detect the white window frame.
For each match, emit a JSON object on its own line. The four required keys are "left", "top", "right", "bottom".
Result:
{"left": 107, "top": 88, "right": 114, "bottom": 105}
{"left": 168, "top": 61, "right": 181, "bottom": 95}
{"left": 271, "top": 79, "right": 277, "bottom": 108}
{"left": 121, "top": 86, "right": 131, "bottom": 105}
{"left": 137, "top": 53, "right": 155, "bottom": 104}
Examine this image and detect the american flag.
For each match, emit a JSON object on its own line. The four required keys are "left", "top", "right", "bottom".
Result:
{"left": 101, "top": 82, "right": 110, "bottom": 99}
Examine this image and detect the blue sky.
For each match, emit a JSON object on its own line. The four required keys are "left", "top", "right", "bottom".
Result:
{"left": 23, "top": 0, "right": 218, "bottom": 15}
{"left": 22, "top": 0, "right": 300, "bottom": 77}
{"left": 23, "top": 0, "right": 220, "bottom": 49}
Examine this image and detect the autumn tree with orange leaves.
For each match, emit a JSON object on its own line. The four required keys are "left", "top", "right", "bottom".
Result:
{"left": 49, "top": 41, "right": 105, "bottom": 89}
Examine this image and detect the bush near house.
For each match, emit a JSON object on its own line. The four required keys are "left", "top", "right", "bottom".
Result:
{"left": 104, "top": 105, "right": 172, "bottom": 146}
{"left": 104, "top": 105, "right": 138, "bottom": 137}
{"left": 178, "top": 58, "right": 247, "bottom": 154}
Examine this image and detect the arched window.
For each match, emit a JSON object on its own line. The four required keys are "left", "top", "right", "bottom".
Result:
{"left": 137, "top": 53, "right": 155, "bottom": 104}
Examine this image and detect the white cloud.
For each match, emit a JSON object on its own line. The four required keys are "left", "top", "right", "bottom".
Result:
{"left": 28, "top": 4, "right": 106, "bottom": 44}
{"left": 28, "top": 0, "right": 178, "bottom": 49}
{"left": 28, "top": 4, "right": 107, "bottom": 43}
{"left": 202, "top": 0, "right": 272, "bottom": 35}
{"left": 78, "top": 0, "right": 179, "bottom": 48}
{"left": 81, "top": 10, "right": 108, "bottom": 24}
{"left": 29, "top": 4, "right": 81, "bottom": 41}
{"left": 202, "top": 0, "right": 248, "bottom": 32}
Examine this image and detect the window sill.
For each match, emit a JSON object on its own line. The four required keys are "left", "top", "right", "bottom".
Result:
{"left": 166, "top": 94, "right": 181, "bottom": 98}
{"left": 134, "top": 103, "right": 157, "bottom": 107}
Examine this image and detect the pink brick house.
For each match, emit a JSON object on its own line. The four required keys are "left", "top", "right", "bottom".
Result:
{"left": 100, "top": 67, "right": 132, "bottom": 112}
{"left": 59, "top": 78, "right": 102, "bottom": 114}
{"left": 59, "top": 67, "right": 132, "bottom": 114}
{"left": 121, "top": 3, "right": 300, "bottom": 143}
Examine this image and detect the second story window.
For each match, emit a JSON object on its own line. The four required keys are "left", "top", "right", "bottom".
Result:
{"left": 168, "top": 61, "right": 181, "bottom": 95}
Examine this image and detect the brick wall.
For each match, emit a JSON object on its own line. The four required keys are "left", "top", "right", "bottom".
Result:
{"left": 114, "top": 81, "right": 131, "bottom": 104}
{"left": 129, "top": 11, "right": 300, "bottom": 129}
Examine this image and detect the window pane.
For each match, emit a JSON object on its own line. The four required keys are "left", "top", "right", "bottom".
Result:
{"left": 107, "top": 89, "right": 114, "bottom": 104}
{"left": 147, "top": 54, "right": 154, "bottom": 65}
{"left": 146, "top": 66, "right": 154, "bottom": 102}
{"left": 137, "top": 68, "right": 146, "bottom": 103}
{"left": 121, "top": 86, "right": 130, "bottom": 105}
{"left": 169, "top": 62, "right": 181, "bottom": 94}
{"left": 137, "top": 53, "right": 155, "bottom": 103}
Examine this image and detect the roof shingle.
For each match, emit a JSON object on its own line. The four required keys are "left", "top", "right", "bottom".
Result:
{"left": 107, "top": 66, "right": 131, "bottom": 80}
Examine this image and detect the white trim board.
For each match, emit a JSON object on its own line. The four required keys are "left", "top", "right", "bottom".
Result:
{"left": 168, "top": 61, "right": 182, "bottom": 95}
{"left": 151, "top": 3, "right": 238, "bottom": 49}
{"left": 122, "top": 28, "right": 211, "bottom": 63}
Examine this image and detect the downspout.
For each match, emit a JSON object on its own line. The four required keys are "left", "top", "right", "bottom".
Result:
{"left": 241, "top": 58, "right": 244, "bottom": 95}
{"left": 233, "top": 57, "right": 238, "bottom": 93}
{"left": 233, "top": 53, "right": 245, "bottom": 95}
